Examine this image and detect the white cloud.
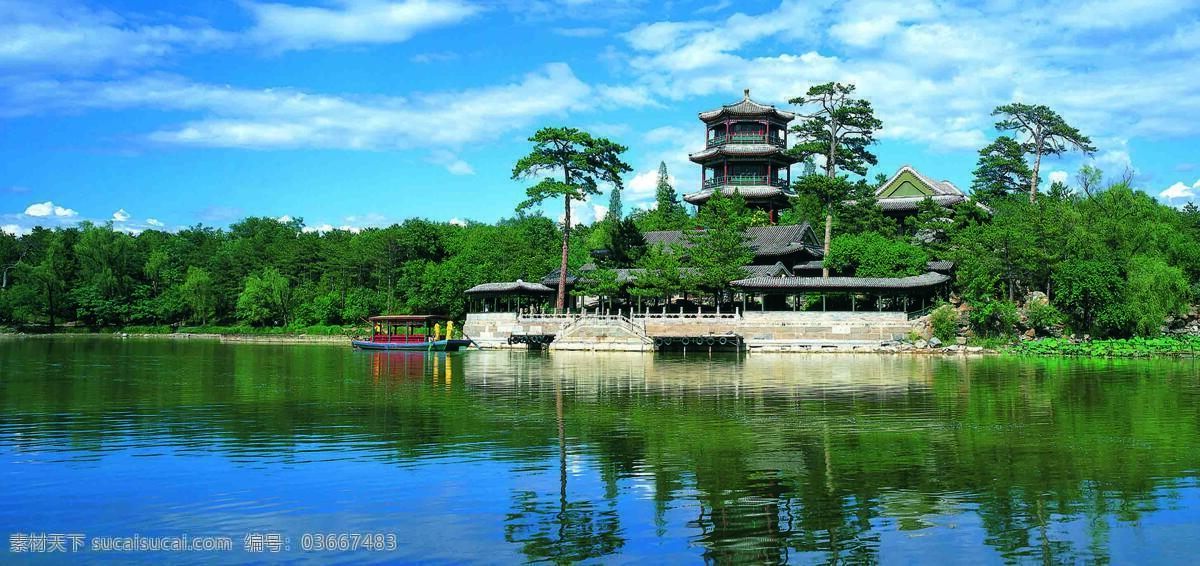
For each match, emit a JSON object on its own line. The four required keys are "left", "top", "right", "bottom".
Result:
{"left": 302, "top": 223, "right": 335, "bottom": 233}
{"left": 1048, "top": 171, "right": 1069, "bottom": 184}
{"left": 1194, "top": 179, "right": 1200, "bottom": 188}
{"left": 625, "top": 169, "right": 674, "bottom": 206}
{"left": 246, "top": 0, "right": 478, "bottom": 51}
{"left": 1160, "top": 181, "right": 1196, "bottom": 200}
{"left": 146, "top": 218, "right": 164, "bottom": 227}
{"left": 0, "top": 1, "right": 229, "bottom": 73}
{"left": 112, "top": 208, "right": 130, "bottom": 222}
{"left": 428, "top": 149, "right": 475, "bottom": 175}
{"left": 277, "top": 214, "right": 293, "bottom": 222}
{"left": 7, "top": 63, "right": 592, "bottom": 150}
{"left": 552, "top": 27, "right": 607, "bottom": 38}
{"left": 446, "top": 160, "right": 475, "bottom": 175}
{"left": 611, "top": 1, "right": 1200, "bottom": 154}
{"left": 23, "top": 201, "right": 77, "bottom": 218}
{"left": 2, "top": 224, "right": 29, "bottom": 236}
{"left": 449, "top": 217, "right": 467, "bottom": 226}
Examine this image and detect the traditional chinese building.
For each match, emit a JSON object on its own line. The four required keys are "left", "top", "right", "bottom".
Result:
{"left": 684, "top": 89, "right": 798, "bottom": 224}
{"left": 872, "top": 165, "right": 974, "bottom": 219}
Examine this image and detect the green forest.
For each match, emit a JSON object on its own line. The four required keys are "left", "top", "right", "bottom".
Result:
{"left": 2, "top": 85, "right": 1199, "bottom": 339}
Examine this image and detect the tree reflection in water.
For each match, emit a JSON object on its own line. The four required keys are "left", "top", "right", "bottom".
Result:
{"left": 2, "top": 342, "right": 1198, "bottom": 564}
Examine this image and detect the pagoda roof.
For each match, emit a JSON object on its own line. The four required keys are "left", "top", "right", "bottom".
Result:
{"left": 731, "top": 271, "right": 951, "bottom": 291}
{"left": 464, "top": 280, "right": 555, "bottom": 294}
{"left": 681, "top": 185, "right": 791, "bottom": 205}
{"left": 688, "top": 144, "right": 799, "bottom": 164}
{"left": 698, "top": 89, "right": 795, "bottom": 123}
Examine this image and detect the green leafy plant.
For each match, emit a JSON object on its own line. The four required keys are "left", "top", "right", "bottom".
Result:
{"left": 930, "top": 304, "right": 959, "bottom": 343}
{"left": 1025, "top": 300, "right": 1062, "bottom": 336}
{"left": 969, "top": 300, "right": 1019, "bottom": 337}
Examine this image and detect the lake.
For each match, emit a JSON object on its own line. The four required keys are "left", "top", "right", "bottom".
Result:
{"left": 2, "top": 338, "right": 1198, "bottom": 564}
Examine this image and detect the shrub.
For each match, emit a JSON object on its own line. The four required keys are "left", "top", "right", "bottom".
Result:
{"left": 1025, "top": 301, "right": 1062, "bottom": 336}
{"left": 930, "top": 304, "right": 958, "bottom": 343}
{"left": 969, "top": 300, "right": 1019, "bottom": 337}
{"left": 1126, "top": 256, "right": 1190, "bottom": 337}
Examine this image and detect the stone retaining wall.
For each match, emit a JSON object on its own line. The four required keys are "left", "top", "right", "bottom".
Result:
{"left": 464, "top": 311, "right": 918, "bottom": 351}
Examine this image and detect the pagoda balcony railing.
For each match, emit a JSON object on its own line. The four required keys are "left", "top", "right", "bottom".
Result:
{"left": 707, "top": 134, "right": 786, "bottom": 148}
{"left": 703, "top": 175, "right": 788, "bottom": 189}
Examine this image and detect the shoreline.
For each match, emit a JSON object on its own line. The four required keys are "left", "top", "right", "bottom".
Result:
{"left": 4, "top": 332, "right": 1198, "bottom": 359}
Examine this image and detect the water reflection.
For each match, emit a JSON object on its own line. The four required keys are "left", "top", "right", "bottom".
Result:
{"left": 1, "top": 339, "right": 1198, "bottom": 564}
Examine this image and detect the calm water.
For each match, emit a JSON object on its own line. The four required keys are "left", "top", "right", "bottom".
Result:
{"left": 2, "top": 338, "right": 1199, "bottom": 564}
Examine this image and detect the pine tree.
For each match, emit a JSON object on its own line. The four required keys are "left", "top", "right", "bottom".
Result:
{"left": 787, "top": 82, "right": 882, "bottom": 277}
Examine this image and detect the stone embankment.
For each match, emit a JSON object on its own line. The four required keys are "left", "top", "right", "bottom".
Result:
{"left": 462, "top": 311, "right": 993, "bottom": 353}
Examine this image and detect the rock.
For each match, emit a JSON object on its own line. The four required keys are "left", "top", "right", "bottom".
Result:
{"left": 881, "top": 340, "right": 899, "bottom": 347}
{"left": 1026, "top": 291, "right": 1049, "bottom": 307}
{"left": 1024, "top": 329, "right": 1035, "bottom": 339}
{"left": 955, "top": 337, "right": 967, "bottom": 345}
{"left": 967, "top": 346, "right": 983, "bottom": 353}
{"left": 915, "top": 339, "right": 928, "bottom": 349}
{"left": 929, "top": 337, "right": 942, "bottom": 348}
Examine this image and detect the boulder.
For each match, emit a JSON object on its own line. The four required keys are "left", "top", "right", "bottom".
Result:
{"left": 929, "top": 337, "right": 943, "bottom": 348}
{"left": 1025, "top": 291, "right": 1049, "bottom": 307}
{"left": 955, "top": 337, "right": 967, "bottom": 345}
{"left": 915, "top": 339, "right": 929, "bottom": 349}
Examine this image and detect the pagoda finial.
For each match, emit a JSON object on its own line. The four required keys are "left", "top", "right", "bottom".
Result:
{"left": 743, "top": 88, "right": 750, "bottom": 99}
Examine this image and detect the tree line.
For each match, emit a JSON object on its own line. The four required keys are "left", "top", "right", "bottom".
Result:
{"left": 3, "top": 83, "right": 1198, "bottom": 338}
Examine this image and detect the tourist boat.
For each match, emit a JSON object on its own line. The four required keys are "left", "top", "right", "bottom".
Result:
{"left": 352, "top": 315, "right": 473, "bottom": 351}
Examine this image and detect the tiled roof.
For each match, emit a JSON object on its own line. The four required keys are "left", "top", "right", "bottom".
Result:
{"left": 794, "top": 260, "right": 956, "bottom": 273}
{"left": 876, "top": 194, "right": 967, "bottom": 212}
{"left": 465, "top": 280, "right": 556, "bottom": 294}
{"left": 731, "top": 271, "right": 951, "bottom": 290}
{"left": 688, "top": 144, "right": 799, "bottom": 163}
{"left": 643, "top": 223, "right": 822, "bottom": 258}
{"left": 698, "top": 90, "right": 795, "bottom": 123}
{"left": 745, "top": 262, "right": 793, "bottom": 277}
{"left": 540, "top": 271, "right": 578, "bottom": 286}
{"left": 682, "top": 185, "right": 790, "bottom": 204}
{"left": 875, "top": 165, "right": 965, "bottom": 198}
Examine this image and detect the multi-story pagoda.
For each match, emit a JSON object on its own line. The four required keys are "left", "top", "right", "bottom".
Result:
{"left": 685, "top": 89, "right": 798, "bottom": 224}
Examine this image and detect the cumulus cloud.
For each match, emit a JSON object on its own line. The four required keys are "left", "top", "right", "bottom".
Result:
{"left": 1048, "top": 171, "right": 1069, "bottom": 184}
{"left": 2, "top": 224, "right": 29, "bottom": 236}
{"left": 112, "top": 208, "right": 130, "bottom": 222}
{"left": 613, "top": 1, "right": 1200, "bottom": 152}
{"left": 1160, "top": 181, "right": 1197, "bottom": 200}
{"left": 246, "top": 0, "right": 478, "bottom": 51}
{"left": 624, "top": 169, "right": 674, "bottom": 207}
{"left": 146, "top": 218, "right": 164, "bottom": 227}
{"left": 449, "top": 217, "right": 467, "bottom": 226}
{"left": 23, "top": 201, "right": 77, "bottom": 218}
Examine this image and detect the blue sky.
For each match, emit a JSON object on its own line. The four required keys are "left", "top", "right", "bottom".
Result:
{"left": 3, "top": 0, "right": 1200, "bottom": 236}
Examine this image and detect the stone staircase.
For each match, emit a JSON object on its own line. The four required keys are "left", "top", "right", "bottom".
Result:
{"left": 550, "top": 315, "right": 654, "bottom": 351}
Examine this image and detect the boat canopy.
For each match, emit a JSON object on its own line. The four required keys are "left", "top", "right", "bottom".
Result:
{"left": 368, "top": 315, "right": 450, "bottom": 324}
